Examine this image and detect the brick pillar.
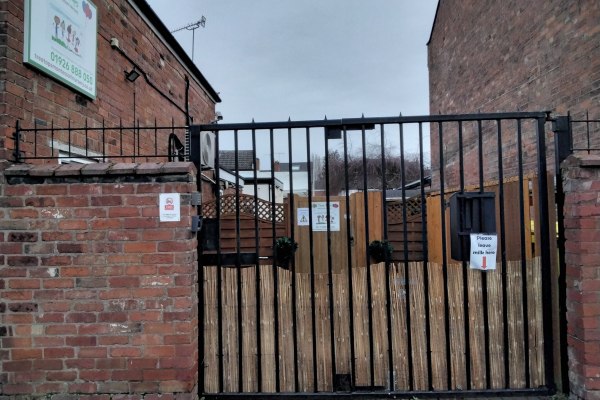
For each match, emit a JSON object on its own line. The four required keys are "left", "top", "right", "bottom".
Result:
{"left": 0, "top": 162, "right": 199, "bottom": 399}
{"left": 562, "top": 155, "right": 600, "bottom": 400}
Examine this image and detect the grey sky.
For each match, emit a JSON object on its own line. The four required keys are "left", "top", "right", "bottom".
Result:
{"left": 146, "top": 1, "right": 438, "bottom": 163}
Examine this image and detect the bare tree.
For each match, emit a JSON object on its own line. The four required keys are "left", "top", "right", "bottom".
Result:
{"left": 314, "top": 148, "right": 428, "bottom": 194}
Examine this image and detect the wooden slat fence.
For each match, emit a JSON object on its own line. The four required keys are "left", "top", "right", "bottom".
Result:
{"left": 202, "top": 258, "right": 545, "bottom": 392}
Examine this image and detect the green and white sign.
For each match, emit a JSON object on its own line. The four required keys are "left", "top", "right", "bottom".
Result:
{"left": 24, "top": 0, "right": 98, "bottom": 99}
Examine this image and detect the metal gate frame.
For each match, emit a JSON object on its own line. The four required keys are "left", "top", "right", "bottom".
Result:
{"left": 190, "top": 112, "right": 561, "bottom": 399}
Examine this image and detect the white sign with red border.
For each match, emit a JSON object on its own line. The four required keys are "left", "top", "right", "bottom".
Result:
{"left": 159, "top": 193, "right": 181, "bottom": 222}
{"left": 470, "top": 233, "right": 497, "bottom": 270}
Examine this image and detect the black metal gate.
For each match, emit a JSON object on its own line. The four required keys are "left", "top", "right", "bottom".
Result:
{"left": 190, "top": 112, "right": 559, "bottom": 398}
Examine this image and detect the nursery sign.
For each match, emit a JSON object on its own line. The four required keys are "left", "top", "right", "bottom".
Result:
{"left": 311, "top": 202, "right": 340, "bottom": 232}
{"left": 24, "top": 0, "right": 98, "bottom": 99}
{"left": 469, "top": 233, "right": 497, "bottom": 270}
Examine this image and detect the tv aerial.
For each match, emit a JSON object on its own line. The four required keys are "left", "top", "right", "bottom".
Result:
{"left": 170, "top": 17, "right": 206, "bottom": 61}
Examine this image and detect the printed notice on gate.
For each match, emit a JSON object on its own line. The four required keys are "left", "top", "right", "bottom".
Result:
{"left": 312, "top": 202, "right": 340, "bottom": 232}
{"left": 159, "top": 193, "right": 181, "bottom": 222}
{"left": 470, "top": 233, "right": 497, "bottom": 270}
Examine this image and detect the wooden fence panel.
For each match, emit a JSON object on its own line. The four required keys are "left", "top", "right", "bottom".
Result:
{"left": 202, "top": 259, "right": 546, "bottom": 393}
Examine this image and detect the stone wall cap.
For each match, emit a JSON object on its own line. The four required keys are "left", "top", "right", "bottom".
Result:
{"left": 4, "top": 164, "right": 33, "bottom": 176}
{"left": 136, "top": 162, "right": 163, "bottom": 175}
{"left": 109, "top": 163, "right": 138, "bottom": 175}
{"left": 29, "top": 164, "right": 60, "bottom": 176}
{"left": 55, "top": 164, "right": 85, "bottom": 176}
{"left": 81, "top": 163, "right": 113, "bottom": 175}
{"left": 161, "top": 162, "right": 196, "bottom": 174}
{"left": 563, "top": 154, "right": 600, "bottom": 168}
{"left": 579, "top": 155, "right": 600, "bottom": 168}
{"left": 3, "top": 162, "right": 198, "bottom": 178}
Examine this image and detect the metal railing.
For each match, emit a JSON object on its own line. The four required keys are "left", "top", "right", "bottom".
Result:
{"left": 13, "top": 119, "right": 188, "bottom": 163}
{"left": 570, "top": 113, "right": 600, "bottom": 153}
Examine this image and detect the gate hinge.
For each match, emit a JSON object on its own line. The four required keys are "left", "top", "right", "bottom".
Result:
{"left": 191, "top": 216, "right": 203, "bottom": 233}
{"left": 191, "top": 192, "right": 201, "bottom": 206}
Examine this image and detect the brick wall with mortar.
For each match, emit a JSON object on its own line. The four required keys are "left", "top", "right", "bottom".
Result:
{"left": 562, "top": 154, "right": 600, "bottom": 400}
{"left": 0, "top": 161, "right": 199, "bottom": 399}
{"left": 427, "top": 0, "right": 600, "bottom": 188}
{"left": 0, "top": 0, "right": 219, "bottom": 162}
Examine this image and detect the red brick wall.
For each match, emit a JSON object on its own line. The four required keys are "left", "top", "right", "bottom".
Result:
{"left": 427, "top": 0, "right": 600, "bottom": 187}
{"left": 0, "top": 0, "right": 218, "bottom": 161}
{"left": 562, "top": 155, "right": 600, "bottom": 399}
{"left": 0, "top": 161, "right": 199, "bottom": 398}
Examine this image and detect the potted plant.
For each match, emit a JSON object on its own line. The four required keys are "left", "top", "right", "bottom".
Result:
{"left": 368, "top": 240, "right": 393, "bottom": 264}
{"left": 274, "top": 236, "right": 298, "bottom": 269}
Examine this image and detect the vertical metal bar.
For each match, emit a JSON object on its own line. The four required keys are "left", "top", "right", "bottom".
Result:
{"left": 478, "top": 119, "right": 492, "bottom": 389}
{"left": 458, "top": 121, "right": 472, "bottom": 389}
{"left": 287, "top": 127, "right": 300, "bottom": 392}
{"left": 234, "top": 129, "right": 244, "bottom": 392}
{"left": 85, "top": 118, "right": 89, "bottom": 157}
{"left": 516, "top": 119, "right": 531, "bottom": 387}
{"left": 136, "top": 119, "right": 141, "bottom": 160}
{"left": 251, "top": 126, "right": 262, "bottom": 392}
{"left": 419, "top": 122, "right": 433, "bottom": 390}
{"left": 380, "top": 123, "right": 394, "bottom": 390}
{"left": 14, "top": 120, "right": 21, "bottom": 162}
{"left": 438, "top": 121, "right": 453, "bottom": 388}
{"left": 361, "top": 123, "right": 375, "bottom": 387}
{"left": 399, "top": 122, "right": 414, "bottom": 389}
{"left": 342, "top": 126, "right": 357, "bottom": 388}
{"left": 214, "top": 132, "right": 224, "bottom": 393}
{"left": 496, "top": 120, "right": 510, "bottom": 388}
{"left": 133, "top": 119, "right": 136, "bottom": 161}
{"left": 269, "top": 128, "right": 281, "bottom": 392}
{"left": 535, "top": 117, "right": 556, "bottom": 390}
{"left": 51, "top": 120, "right": 55, "bottom": 161}
{"left": 119, "top": 118, "right": 123, "bottom": 157}
{"left": 155, "top": 118, "right": 159, "bottom": 158}
{"left": 323, "top": 126, "right": 337, "bottom": 386}
{"left": 68, "top": 119, "right": 71, "bottom": 158}
{"left": 586, "top": 110, "right": 591, "bottom": 154}
{"left": 34, "top": 119, "right": 37, "bottom": 157}
{"left": 102, "top": 119, "right": 106, "bottom": 162}
{"left": 305, "top": 127, "right": 318, "bottom": 392}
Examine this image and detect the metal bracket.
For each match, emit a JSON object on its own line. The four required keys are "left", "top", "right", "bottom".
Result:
{"left": 191, "top": 192, "right": 201, "bottom": 206}
{"left": 191, "top": 215, "right": 202, "bottom": 233}
{"left": 552, "top": 115, "right": 572, "bottom": 166}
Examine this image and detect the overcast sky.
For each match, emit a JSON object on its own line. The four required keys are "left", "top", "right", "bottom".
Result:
{"left": 146, "top": 0, "right": 438, "bottom": 122}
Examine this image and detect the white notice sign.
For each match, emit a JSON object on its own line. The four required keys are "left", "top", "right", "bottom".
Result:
{"left": 159, "top": 193, "right": 181, "bottom": 222}
{"left": 470, "top": 233, "right": 497, "bottom": 270}
{"left": 297, "top": 208, "right": 310, "bottom": 226}
{"left": 312, "top": 202, "right": 340, "bottom": 232}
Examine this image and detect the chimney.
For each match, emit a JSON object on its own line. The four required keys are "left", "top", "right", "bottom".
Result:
{"left": 255, "top": 158, "right": 260, "bottom": 172}
{"left": 274, "top": 161, "right": 280, "bottom": 172}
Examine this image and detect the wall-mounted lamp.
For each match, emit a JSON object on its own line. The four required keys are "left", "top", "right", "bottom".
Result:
{"left": 125, "top": 68, "right": 140, "bottom": 82}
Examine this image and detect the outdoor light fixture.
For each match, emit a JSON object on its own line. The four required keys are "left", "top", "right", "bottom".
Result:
{"left": 125, "top": 68, "right": 140, "bottom": 82}
{"left": 211, "top": 112, "right": 223, "bottom": 124}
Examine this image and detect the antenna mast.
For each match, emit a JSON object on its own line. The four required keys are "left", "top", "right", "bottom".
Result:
{"left": 170, "top": 17, "right": 206, "bottom": 61}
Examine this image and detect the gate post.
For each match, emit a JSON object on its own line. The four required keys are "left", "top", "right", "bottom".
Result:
{"left": 536, "top": 117, "right": 557, "bottom": 391}
{"left": 561, "top": 154, "right": 600, "bottom": 399}
{"left": 554, "top": 115, "right": 573, "bottom": 394}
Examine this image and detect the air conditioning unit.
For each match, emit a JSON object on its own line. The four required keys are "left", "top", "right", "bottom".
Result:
{"left": 200, "top": 131, "right": 215, "bottom": 169}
